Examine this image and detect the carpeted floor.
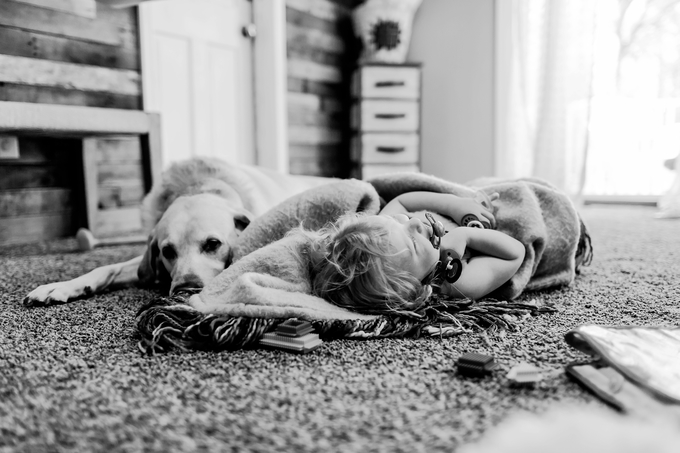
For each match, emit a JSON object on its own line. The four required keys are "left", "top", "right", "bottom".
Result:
{"left": 1, "top": 205, "right": 678, "bottom": 452}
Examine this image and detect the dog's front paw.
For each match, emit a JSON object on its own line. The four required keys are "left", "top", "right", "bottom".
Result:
{"left": 23, "top": 282, "right": 85, "bottom": 306}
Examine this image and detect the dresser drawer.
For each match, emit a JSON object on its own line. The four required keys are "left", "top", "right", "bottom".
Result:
{"left": 354, "top": 163, "right": 420, "bottom": 180}
{"left": 351, "top": 133, "right": 419, "bottom": 164}
{"left": 351, "top": 100, "right": 419, "bottom": 132}
{"left": 352, "top": 66, "right": 420, "bottom": 99}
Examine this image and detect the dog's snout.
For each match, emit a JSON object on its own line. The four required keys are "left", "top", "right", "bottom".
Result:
{"left": 170, "top": 275, "right": 204, "bottom": 295}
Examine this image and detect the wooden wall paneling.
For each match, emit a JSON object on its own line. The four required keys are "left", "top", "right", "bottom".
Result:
{"left": 97, "top": 163, "right": 143, "bottom": 184}
{"left": 0, "top": 136, "right": 82, "bottom": 245}
{"left": 0, "top": 211, "right": 73, "bottom": 245}
{"left": 81, "top": 137, "right": 99, "bottom": 233}
{"left": 140, "top": 112, "right": 162, "bottom": 192}
{"left": 0, "top": 27, "right": 140, "bottom": 71}
{"left": 0, "top": 55, "right": 141, "bottom": 96}
{"left": 95, "top": 136, "right": 142, "bottom": 162}
{"left": 289, "top": 145, "right": 347, "bottom": 176}
{"left": 0, "top": 84, "right": 141, "bottom": 110}
{"left": 287, "top": 77, "right": 343, "bottom": 97}
{"left": 288, "top": 125, "right": 342, "bottom": 145}
{"left": 12, "top": 0, "right": 96, "bottom": 18}
{"left": 287, "top": 59, "right": 342, "bottom": 84}
{"left": 0, "top": 188, "right": 71, "bottom": 217}
{"left": 83, "top": 136, "right": 145, "bottom": 236}
{"left": 287, "top": 23, "right": 345, "bottom": 54}
{"left": 286, "top": 5, "right": 340, "bottom": 33}
{"left": 0, "top": 101, "right": 152, "bottom": 135}
{"left": 0, "top": 166, "right": 61, "bottom": 190}
{"left": 95, "top": 206, "right": 141, "bottom": 237}
{"left": 286, "top": 0, "right": 350, "bottom": 21}
{"left": 286, "top": 0, "right": 358, "bottom": 178}
{"left": 0, "top": 1, "right": 121, "bottom": 46}
{"left": 288, "top": 106, "right": 343, "bottom": 129}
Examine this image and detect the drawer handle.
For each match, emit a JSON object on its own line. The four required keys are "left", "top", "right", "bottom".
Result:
{"left": 376, "top": 146, "right": 406, "bottom": 153}
{"left": 375, "top": 81, "right": 406, "bottom": 87}
{"left": 375, "top": 113, "right": 406, "bottom": 119}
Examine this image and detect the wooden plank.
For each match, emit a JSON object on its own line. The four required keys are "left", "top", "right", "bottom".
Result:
{"left": 2, "top": 137, "right": 81, "bottom": 164}
{"left": 140, "top": 113, "right": 163, "bottom": 191}
{"left": 289, "top": 156, "right": 348, "bottom": 178}
{"left": 288, "top": 106, "right": 344, "bottom": 128}
{"left": 288, "top": 125, "right": 343, "bottom": 145}
{"left": 97, "top": 163, "right": 143, "bottom": 184}
{"left": 0, "top": 210, "right": 72, "bottom": 245}
{"left": 286, "top": 23, "right": 345, "bottom": 54}
{"left": 98, "top": 179, "right": 144, "bottom": 208}
{"left": 0, "top": 83, "right": 141, "bottom": 110}
{"left": 0, "top": 55, "right": 141, "bottom": 96}
{"left": 287, "top": 77, "right": 343, "bottom": 97}
{"left": 287, "top": 47, "right": 344, "bottom": 67}
{"left": 288, "top": 92, "right": 322, "bottom": 110}
{"left": 288, "top": 143, "right": 346, "bottom": 161}
{"left": 0, "top": 101, "right": 152, "bottom": 135}
{"left": 321, "top": 97, "right": 344, "bottom": 113}
{"left": 0, "top": 135, "right": 20, "bottom": 159}
{"left": 13, "top": 0, "right": 96, "bottom": 19}
{"left": 286, "top": 0, "right": 350, "bottom": 21}
{"left": 95, "top": 137, "right": 141, "bottom": 163}
{"left": 82, "top": 137, "right": 98, "bottom": 231}
{"left": 0, "top": 27, "right": 140, "bottom": 71}
{"left": 94, "top": 206, "right": 142, "bottom": 237}
{"left": 0, "top": 1, "right": 120, "bottom": 46}
{"left": 286, "top": 6, "right": 338, "bottom": 35}
{"left": 0, "top": 188, "right": 71, "bottom": 217}
{"left": 287, "top": 58, "right": 342, "bottom": 83}
{"left": 0, "top": 166, "right": 61, "bottom": 189}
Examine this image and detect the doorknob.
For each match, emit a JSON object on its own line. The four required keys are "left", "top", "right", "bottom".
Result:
{"left": 241, "top": 24, "right": 257, "bottom": 39}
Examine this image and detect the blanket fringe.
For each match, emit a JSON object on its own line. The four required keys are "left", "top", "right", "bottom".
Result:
{"left": 136, "top": 295, "right": 556, "bottom": 354}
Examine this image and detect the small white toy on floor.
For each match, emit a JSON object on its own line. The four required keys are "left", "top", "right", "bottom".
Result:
{"left": 459, "top": 404, "right": 680, "bottom": 453}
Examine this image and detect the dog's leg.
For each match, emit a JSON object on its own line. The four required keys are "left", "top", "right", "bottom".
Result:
{"left": 24, "top": 255, "right": 143, "bottom": 306}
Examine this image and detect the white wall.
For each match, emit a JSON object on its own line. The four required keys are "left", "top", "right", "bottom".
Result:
{"left": 407, "top": 0, "right": 495, "bottom": 182}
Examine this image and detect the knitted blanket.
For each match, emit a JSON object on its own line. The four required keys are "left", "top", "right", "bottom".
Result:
{"left": 137, "top": 174, "right": 590, "bottom": 353}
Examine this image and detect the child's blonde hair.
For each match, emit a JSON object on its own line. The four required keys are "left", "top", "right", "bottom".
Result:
{"left": 296, "top": 213, "right": 433, "bottom": 316}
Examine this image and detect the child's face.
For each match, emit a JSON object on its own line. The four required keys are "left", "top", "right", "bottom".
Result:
{"left": 371, "top": 215, "right": 439, "bottom": 281}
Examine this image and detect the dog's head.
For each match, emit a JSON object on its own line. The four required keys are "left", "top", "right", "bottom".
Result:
{"left": 137, "top": 193, "right": 252, "bottom": 294}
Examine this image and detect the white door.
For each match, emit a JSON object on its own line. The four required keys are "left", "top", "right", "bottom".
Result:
{"left": 139, "top": 0, "right": 255, "bottom": 166}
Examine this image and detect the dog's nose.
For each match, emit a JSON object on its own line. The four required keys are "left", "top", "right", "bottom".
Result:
{"left": 170, "top": 277, "right": 204, "bottom": 295}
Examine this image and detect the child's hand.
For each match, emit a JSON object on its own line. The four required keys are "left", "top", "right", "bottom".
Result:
{"left": 453, "top": 198, "right": 496, "bottom": 228}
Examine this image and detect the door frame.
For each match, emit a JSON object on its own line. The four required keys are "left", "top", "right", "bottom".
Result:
{"left": 138, "top": 0, "right": 288, "bottom": 172}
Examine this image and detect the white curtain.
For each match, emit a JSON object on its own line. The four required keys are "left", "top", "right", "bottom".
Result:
{"left": 495, "top": 0, "right": 598, "bottom": 199}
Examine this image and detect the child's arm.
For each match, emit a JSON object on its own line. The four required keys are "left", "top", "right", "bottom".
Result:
{"left": 381, "top": 191, "right": 495, "bottom": 227}
{"left": 439, "top": 228, "right": 525, "bottom": 300}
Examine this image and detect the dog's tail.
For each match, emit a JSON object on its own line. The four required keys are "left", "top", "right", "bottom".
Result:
{"left": 574, "top": 216, "right": 593, "bottom": 272}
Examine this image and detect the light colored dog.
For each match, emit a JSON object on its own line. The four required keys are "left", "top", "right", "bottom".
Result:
{"left": 24, "top": 157, "right": 332, "bottom": 305}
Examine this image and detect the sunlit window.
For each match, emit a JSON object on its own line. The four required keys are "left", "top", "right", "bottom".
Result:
{"left": 583, "top": 0, "right": 680, "bottom": 199}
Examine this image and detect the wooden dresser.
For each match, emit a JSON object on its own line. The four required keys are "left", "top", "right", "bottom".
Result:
{"left": 350, "top": 63, "right": 422, "bottom": 179}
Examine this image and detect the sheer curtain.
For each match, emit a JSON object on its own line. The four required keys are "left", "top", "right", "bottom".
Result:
{"left": 495, "top": 0, "right": 598, "bottom": 199}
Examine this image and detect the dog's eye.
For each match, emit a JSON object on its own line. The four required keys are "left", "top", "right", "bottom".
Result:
{"left": 162, "top": 245, "right": 176, "bottom": 260}
{"left": 203, "top": 238, "right": 222, "bottom": 253}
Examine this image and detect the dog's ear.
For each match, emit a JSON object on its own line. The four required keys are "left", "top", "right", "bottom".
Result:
{"left": 137, "top": 232, "right": 171, "bottom": 292}
{"left": 233, "top": 210, "right": 253, "bottom": 232}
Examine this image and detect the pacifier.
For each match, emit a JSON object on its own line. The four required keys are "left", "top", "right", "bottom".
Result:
{"left": 424, "top": 212, "right": 446, "bottom": 250}
{"left": 461, "top": 214, "right": 490, "bottom": 229}
{"left": 438, "top": 249, "right": 463, "bottom": 283}
{"left": 424, "top": 212, "right": 463, "bottom": 284}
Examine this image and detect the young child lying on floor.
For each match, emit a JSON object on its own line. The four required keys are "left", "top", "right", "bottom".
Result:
{"left": 298, "top": 191, "right": 526, "bottom": 316}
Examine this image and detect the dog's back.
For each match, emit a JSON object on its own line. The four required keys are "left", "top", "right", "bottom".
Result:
{"left": 141, "top": 157, "right": 332, "bottom": 232}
